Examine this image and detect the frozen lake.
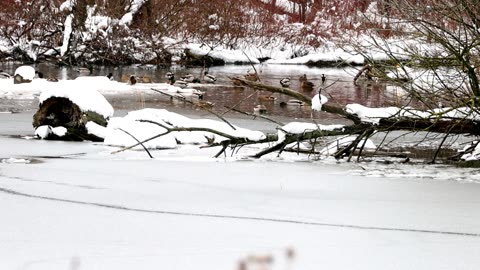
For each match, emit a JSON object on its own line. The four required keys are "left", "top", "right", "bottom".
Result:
{"left": 1, "top": 110, "right": 480, "bottom": 270}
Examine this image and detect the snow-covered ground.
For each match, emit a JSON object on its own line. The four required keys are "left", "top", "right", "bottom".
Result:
{"left": 2, "top": 110, "right": 480, "bottom": 270}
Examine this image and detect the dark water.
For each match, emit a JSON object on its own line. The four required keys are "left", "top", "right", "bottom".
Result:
{"left": 0, "top": 62, "right": 400, "bottom": 123}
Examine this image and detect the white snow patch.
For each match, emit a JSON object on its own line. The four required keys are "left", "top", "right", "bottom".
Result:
{"left": 104, "top": 108, "right": 266, "bottom": 149}
{"left": 34, "top": 125, "right": 67, "bottom": 139}
{"left": 86, "top": 121, "right": 107, "bottom": 139}
{"left": 39, "top": 79, "right": 114, "bottom": 119}
{"left": 14, "top": 66, "right": 35, "bottom": 81}
{"left": 52, "top": 126, "right": 67, "bottom": 137}
{"left": 346, "top": 104, "right": 400, "bottom": 124}
{"left": 59, "top": 0, "right": 75, "bottom": 12}
{"left": 1, "top": 158, "right": 31, "bottom": 164}
{"left": 34, "top": 125, "right": 52, "bottom": 139}
{"left": 61, "top": 14, "right": 74, "bottom": 56}
{"left": 186, "top": 43, "right": 260, "bottom": 64}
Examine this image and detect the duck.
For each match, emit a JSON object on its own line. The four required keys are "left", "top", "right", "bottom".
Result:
{"left": 167, "top": 73, "right": 189, "bottom": 88}
{"left": 286, "top": 99, "right": 305, "bottom": 106}
{"left": 138, "top": 64, "right": 156, "bottom": 70}
{"left": 180, "top": 73, "right": 194, "bottom": 82}
{"left": 129, "top": 75, "right": 137, "bottom": 85}
{"left": 196, "top": 101, "right": 214, "bottom": 109}
{"left": 166, "top": 73, "right": 178, "bottom": 85}
{"left": 280, "top": 78, "right": 290, "bottom": 88}
{"left": 181, "top": 74, "right": 199, "bottom": 83}
{"left": 106, "top": 73, "right": 114, "bottom": 80}
{"left": 204, "top": 71, "right": 216, "bottom": 83}
{"left": 299, "top": 74, "right": 307, "bottom": 83}
{"left": 176, "top": 88, "right": 204, "bottom": 99}
{"left": 74, "top": 66, "right": 93, "bottom": 74}
{"left": 258, "top": 95, "right": 276, "bottom": 101}
{"left": 0, "top": 70, "right": 12, "bottom": 78}
{"left": 301, "top": 79, "right": 314, "bottom": 92}
{"left": 34, "top": 71, "right": 44, "bottom": 79}
{"left": 254, "top": 104, "right": 267, "bottom": 114}
{"left": 173, "top": 80, "right": 189, "bottom": 88}
{"left": 47, "top": 76, "right": 59, "bottom": 82}
{"left": 245, "top": 72, "right": 259, "bottom": 81}
{"left": 138, "top": 75, "right": 153, "bottom": 83}
{"left": 321, "top": 74, "right": 326, "bottom": 85}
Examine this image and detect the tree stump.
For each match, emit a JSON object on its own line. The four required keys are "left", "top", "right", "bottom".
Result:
{"left": 32, "top": 97, "right": 107, "bottom": 141}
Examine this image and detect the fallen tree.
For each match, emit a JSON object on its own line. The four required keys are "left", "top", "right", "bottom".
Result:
{"left": 104, "top": 76, "right": 478, "bottom": 164}
{"left": 229, "top": 78, "right": 479, "bottom": 161}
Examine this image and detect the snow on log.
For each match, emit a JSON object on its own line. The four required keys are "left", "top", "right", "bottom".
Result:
{"left": 14, "top": 66, "right": 35, "bottom": 84}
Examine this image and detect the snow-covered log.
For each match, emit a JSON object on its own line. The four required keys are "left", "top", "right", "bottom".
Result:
{"left": 32, "top": 84, "right": 113, "bottom": 142}
{"left": 32, "top": 97, "right": 107, "bottom": 141}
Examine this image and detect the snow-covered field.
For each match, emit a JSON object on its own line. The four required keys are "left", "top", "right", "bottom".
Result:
{"left": 1, "top": 73, "right": 480, "bottom": 269}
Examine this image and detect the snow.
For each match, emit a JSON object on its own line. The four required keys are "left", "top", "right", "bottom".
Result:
{"left": 346, "top": 103, "right": 480, "bottom": 125}
{"left": 461, "top": 142, "right": 480, "bottom": 161}
{"left": 59, "top": 0, "right": 75, "bottom": 12}
{"left": 266, "top": 48, "right": 365, "bottom": 65}
{"left": 186, "top": 43, "right": 261, "bottom": 64}
{"left": 346, "top": 104, "right": 400, "bottom": 124}
{"left": 0, "top": 75, "right": 207, "bottom": 102}
{"left": 14, "top": 65, "right": 35, "bottom": 81}
{"left": 61, "top": 14, "right": 74, "bottom": 56}
{"left": 119, "top": 12, "right": 133, "bottom": 26}
{"left": 277, "top": 122, "right": 344, "bottom": 146}
{"left": 52, "top": 126, "right": 67, "bottom": 136}
{"left": 34, "top": 125, "right": 52, "bottom": 139}
{"left": 104, "top": 108, "right": 266, "bottom": 149}
{"left": 39, "top": 78, "right": 114, "bottom": 119}
{"left": 119, "top": 0, "right": 147, "bottom": 26}
{"left": 34, "top": 125, "right": 67, "bottom": 139}
{"left": 86, "top": 121, "right": 107, "bottom": 139}
{"left": 84, "top": 6, "right": 111, "bottom": 38}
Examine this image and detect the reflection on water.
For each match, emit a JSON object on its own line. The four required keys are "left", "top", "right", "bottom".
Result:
{"left": 0, "top": 62, "right": 405, "bottom": 122}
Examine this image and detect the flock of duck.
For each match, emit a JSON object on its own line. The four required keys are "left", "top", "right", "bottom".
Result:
{"left": 253, "top": 73, "right": 327, "bottom": 115}
{"left": 1, "top": 65, "right": 328, "bottom": 115}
